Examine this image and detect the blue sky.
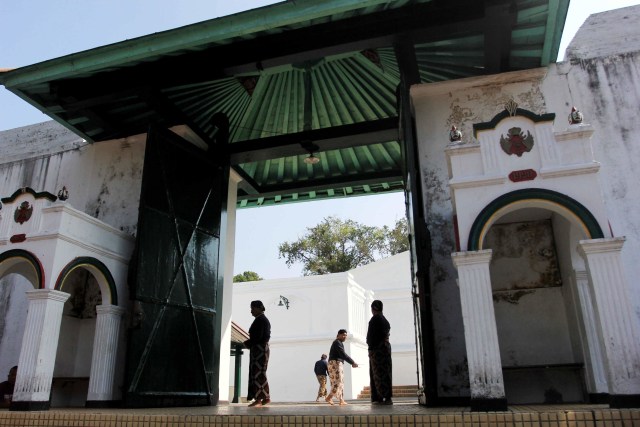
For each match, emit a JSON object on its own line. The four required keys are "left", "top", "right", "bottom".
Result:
{"left": 1, "top": 0, "right": 638, "bottom": 278}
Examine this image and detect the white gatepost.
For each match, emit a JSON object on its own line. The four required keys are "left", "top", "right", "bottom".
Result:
{"left": 451, "top": 250, "right": 507, "bottom": 411}
{"left": 86, "top": 304, "right": 126, "bottom": 407}
{"left": 578, "top": 237, "right": 640, "bottom": 408}
{"left": 571, "top": 270, "right": 608, "bottom": 396}
{"left": 218, "top": 169, "right": 242, "bottom": 403}
{"left": 12, "top": 289, "right": 70, "bottom": 411}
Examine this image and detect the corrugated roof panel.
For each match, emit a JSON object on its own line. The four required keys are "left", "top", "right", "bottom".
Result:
{"left": 1, "top": 0, "right": 569, "bottom": 208}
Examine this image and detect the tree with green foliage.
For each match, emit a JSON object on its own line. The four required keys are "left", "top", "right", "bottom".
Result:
{"left": 278, "top": 216, "right": 409, "bottom": 276}
{"left": 233, "top": 271, "right": 263, "bottom": 283}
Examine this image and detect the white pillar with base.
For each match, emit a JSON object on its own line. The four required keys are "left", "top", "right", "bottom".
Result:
{"left": 578, "top": 237, "right": 640, "bottom": 407}
{"left": 451, "top": 249, "right": 507, "bottom": 411}
{"left": 12, "top": 289, "right": 70, "bottom": 411}
{"left": 571, "top": 270, "right": 608, "bottom": 396}
{"left": 86, "top": 304, "right": 127, "bottom": 406}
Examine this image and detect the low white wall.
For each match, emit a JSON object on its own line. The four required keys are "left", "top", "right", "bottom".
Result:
{"left": 231, "top": 252, "right": 417, "bottom": 402}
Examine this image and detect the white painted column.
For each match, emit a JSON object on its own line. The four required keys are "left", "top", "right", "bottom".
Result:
{"left": 86, "top": 304, "right": 126, "bottom": 405}
{"left": 451, "top": 250, "right": 507, "bottom": 410}
{"left": 217, "top": 169, "right": 242, "bottom": 403}
{"left": 478, "top": 132, "right": 500, "bottom": 174}
{"left": 533, "top": 122, "right": 559, "bottom": 168}
{"left": 12, "top": 289, "right": 70, "bottom": 411}
{"left": 571, "top": 270, "right": 608, "bottom": 395}
{"left": 578, "top": 238, "right": 640, "bottom": 404}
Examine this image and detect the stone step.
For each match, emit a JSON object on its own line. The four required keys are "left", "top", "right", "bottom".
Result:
{"left": 356, "top": 385, "right": 419, "bottom": 399}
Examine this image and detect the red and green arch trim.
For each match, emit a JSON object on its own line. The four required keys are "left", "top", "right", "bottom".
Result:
{"left": 472, "top": 108, "right": 556, "bottom": 138}
{"left": 54, "top": 257, "right": 118, "bottom": 305}
{"left": 1, "top": 187, "right": 57, "bottom": 203}
{"left": 0, "top": 249, "right": 45, "bottom": 288}
{"left": 468, "top": 188, "right": 604, "bottom": 251}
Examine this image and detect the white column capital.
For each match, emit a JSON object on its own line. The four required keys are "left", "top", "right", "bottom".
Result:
{"left": 573, "top": 269, "right": 588, "bottom": 281}
{"left": 451, "top": 249, "right": 492, "bottom": 267}
{"left": 96, "top": 304, "right": 127, "bottom": 316}
{"left": 25, "top": 289, "right": 70, "bottom": 303}
{"left": 578, "top": 237, "right": 626, "bottom": 256}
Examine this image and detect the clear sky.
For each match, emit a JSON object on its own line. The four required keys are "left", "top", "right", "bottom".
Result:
{"left": 1, "top": 0, "right": 638, "bottom": 278}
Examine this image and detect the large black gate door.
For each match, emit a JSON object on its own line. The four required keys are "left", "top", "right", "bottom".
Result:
{"left": 124, "top": 126, "right": 229, "bottom": 407}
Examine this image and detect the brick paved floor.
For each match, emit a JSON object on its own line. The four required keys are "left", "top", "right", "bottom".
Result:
{"left": 0, "top": 398, "right": 638, "bottom": 426}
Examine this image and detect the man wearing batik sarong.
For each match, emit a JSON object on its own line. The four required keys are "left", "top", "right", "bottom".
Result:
{"left": 367, "top": 299, "right": 393, "bottom": 405}
{"left": 325, "top": 329, "right": 359, "bottom": 406}
{"left": 244, "top": 300, "right": 271, "bottom": 407}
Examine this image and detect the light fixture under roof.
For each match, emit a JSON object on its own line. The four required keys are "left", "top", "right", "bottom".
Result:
{"left": 301, "top": 140, "right": 320, "bottom": 165}
{"left": 304, "top": 153, "right": 320, "bottom": 164}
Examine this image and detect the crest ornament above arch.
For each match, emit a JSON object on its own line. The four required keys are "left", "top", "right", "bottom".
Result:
{"left": 473, "top": 106, "right": 555, "bottom": 138}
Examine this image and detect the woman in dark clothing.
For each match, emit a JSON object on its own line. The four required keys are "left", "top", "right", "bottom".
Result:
{"left": 325, "top": 329, "right": 358, "bottom": 405}
{"left": 244, "top": 300, "right": 271, "bottom": 407}
{"left": 366, "top": 300, "right": 393, "bottom": 405}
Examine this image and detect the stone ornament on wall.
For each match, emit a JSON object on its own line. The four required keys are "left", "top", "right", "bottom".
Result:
{"left": 14, "top": 201, "right": 33, "bottom": 224}
{"left": 449, "top": 125, "right": 462, "bottom": 143}
{"left": 505, "top": 99, "right": 518, "bottom": 116}
{"left": 57, "top": 186, "right": 69, "bottom": 201}
{"left": 568, "top": 106, "right": 583, "bottom": 125}
{"left": 499, "top": 127, "right": 534, "bottom": 157}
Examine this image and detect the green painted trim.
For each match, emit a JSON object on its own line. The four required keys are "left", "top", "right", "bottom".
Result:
{"left": 0, "top": 249, "right": 45, "bottom": 289}
{"left": 2, "top": 0, "right": 396, "bottom": 88}
{"left": 55, "top": 257, "right": 118, "bottom": 306}
{"left": 541, "top": 0, "right": 570, "bottom": 65}
{"left": 1, "top": 187, "right": 57, "bottom": 203}
{"left": 472, "top": 108, "right": 555, "bottom": 138}
{"left": 467, "top": 188, "right": 604, "bottom": 251}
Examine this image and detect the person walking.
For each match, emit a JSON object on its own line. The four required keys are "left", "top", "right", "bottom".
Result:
{"left": 366, "top": 300, "right": 393, "bottom": 405}
{"left": 325, "top": 329, "right": 358, "bottom": 406}
{"left": 314, "top": 354, "right": 329, "bottom": 402}
{"left": 244, "top": 300, "right": 271, "bottom": 407}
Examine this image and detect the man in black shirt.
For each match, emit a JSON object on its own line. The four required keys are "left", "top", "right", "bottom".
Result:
{"left": 0, "top": 366, "right": 17, "bottom": 408}
{"left": 314, "top": 354, "right": 329, "bottom": 402}
{"left": 367, "top": 299, "right": 392, "bottom": 405}
{"left": 325, "top": 329, "right": 358, "bottom": 405}
{"left": 244, "top": 300, "right": 271, "bottom": 407}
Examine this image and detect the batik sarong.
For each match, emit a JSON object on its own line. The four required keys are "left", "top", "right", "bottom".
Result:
{"left": 327, "top": 360, "right": 344, "bottom": 400}
{"left": 247, "top": 343, "right": 270, "bottom": 401}
{"left": 316, "top": 374, "right": 327, "bottom": 398}
{"left": 368, "top": 341, "right": 392, "bottom": 401}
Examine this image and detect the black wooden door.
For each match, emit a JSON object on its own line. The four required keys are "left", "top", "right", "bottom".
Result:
{"left": 395, "top": 38, "right": 438, "bottom": 406}
{"left": 124, "top": 125, "right": 229, "bottom": 407}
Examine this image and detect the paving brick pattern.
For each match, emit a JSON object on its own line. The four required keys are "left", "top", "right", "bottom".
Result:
{"left": 0, "top": 400, "right": 638, "bottom": 426}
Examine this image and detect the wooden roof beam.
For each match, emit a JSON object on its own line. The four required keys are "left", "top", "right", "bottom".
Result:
{"left": 483, "top": 0, "right": 517, "bottom": 74}
{"left": 228, "top": 117, "right": 398, "bottom": 164}
{"left": 236, "top": 169, "right": 403, "bottom": 201}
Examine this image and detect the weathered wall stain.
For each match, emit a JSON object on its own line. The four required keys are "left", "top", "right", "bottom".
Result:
{"left": 493, "top": 289, "right": 536, "bottom": 305}
{"left": 63, "top": 269, "right": 102, "bottom": 319}
{"left": 485, "top": 220, "right": 562, "bottom": 291}
{"left": 439, "top": 357, "right": 469, "bottom": 394}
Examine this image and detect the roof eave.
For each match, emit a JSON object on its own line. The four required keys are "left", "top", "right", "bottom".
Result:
{"left": 0, "top": 0, "right": 401, "bottom": 89}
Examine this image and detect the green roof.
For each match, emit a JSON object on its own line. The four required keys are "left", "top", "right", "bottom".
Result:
{"left": 1, "top": 0, "right": 568, "bottom": 208}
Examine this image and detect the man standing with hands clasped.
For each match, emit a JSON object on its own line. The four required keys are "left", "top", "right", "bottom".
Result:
{"left": 367, "top": 300, "right": 393, "bottom": 405}
{"left": 325, "top": 329, "right": 358, "bottom": 406}
{"left": 244, "top": 300, "right": 271, "bottom": 407}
